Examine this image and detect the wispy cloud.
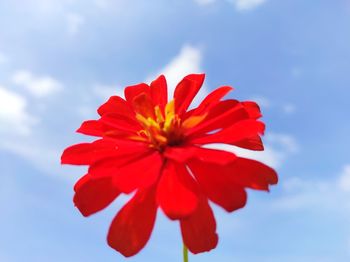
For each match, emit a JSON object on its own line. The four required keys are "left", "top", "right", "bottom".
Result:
{"left": 66, "top": 13, "right": 85, "bottom": 35}
{"left": 194, "top": 0, "right": 216, "bottom": 6}
{"left": 12, "top": 70, "right": 62, "bottom": 98}
{"left": 94, "top": 0, "right": 113, "bottom": 9}
{"left": 148, "top": 45, "right": 203, "bottom": 93}
{"left": 338, "top": 165, "right": 350, "bottom": 192}
{"left": 272, "top": 164, "right": 350, "bottom": 212}
{"left": 93, "top": 83, "right": 123, "bottom": 101}
{"left": 233, "top": 0, "right": 267, "bottom": 11}
{"left": 249, "top": 95, "right": 297, "bottom": 115}
{"left": 249, "top": 95, "right": 271, "bottom": 108}
{"left": 147, "top": 44, "right": 207, "bottom": 107}
{"left": 0, "top": 86, "right": 37, "bottom": 136}
{"left": 0, "top": 84, "right": 65, "bottom": 178}
{"left": 0, "top": 52, "right": 8, "bottom": 64}
{"left": 194, "top": 0, "right": 267, "bottom": 11}
{"left": 0, "top": 71, "right": 65, "bottom": 178}
{"left": 205, "top": 133, "right": 298, "bottom": 169}
{"left": 282, "top": 103, "right": 297, "bottom": 114}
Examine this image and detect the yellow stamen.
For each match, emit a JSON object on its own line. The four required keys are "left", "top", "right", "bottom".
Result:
{"left": 165, "top": 100, "right": 175, "bottom": 118}
{"left": 154, "top": 105, "right": 164, "bottom": 123}
{"left": 146, "top": 117, "right": 160, "bottom": 128}
{"left": 132, "top": 99, "right": 204, "bottom": 149}
{"left": 136, "top": 113, "right": 160, "bottom": 129}
{"left": 182, "top": 114, "right": 207, "bottom": 129}
{"left": 154, "top": 134, "right": 168, "bottom": 144}
{"left": 128, "top": 135, "right": 148, "bottom": 142}
{"left": 164, "top": 100, "right": 175, "bottom": 131}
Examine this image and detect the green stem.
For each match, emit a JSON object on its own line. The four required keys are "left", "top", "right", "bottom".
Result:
{"left": 183, "top": 244, "right": 189, "bottom": 262}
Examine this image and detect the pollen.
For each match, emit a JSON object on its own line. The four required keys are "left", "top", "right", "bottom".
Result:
{"left": 135, "top": 99, "right": 188, "bottom": 150}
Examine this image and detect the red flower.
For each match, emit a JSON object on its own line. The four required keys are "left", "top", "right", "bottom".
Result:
{"left": 61, "top": 74, "right": 278, "bottom": 257}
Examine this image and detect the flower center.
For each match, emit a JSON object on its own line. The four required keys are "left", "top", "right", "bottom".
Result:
{"left": 135, "top": 100, "right": 185, "bottom": 151}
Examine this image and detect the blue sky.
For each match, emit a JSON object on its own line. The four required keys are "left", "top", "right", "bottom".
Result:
{"left": 0, "top": 0, "right": 349, "bottom": 261}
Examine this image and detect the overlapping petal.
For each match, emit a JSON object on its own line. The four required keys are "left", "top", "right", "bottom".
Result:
{"left": 190, "top": 119, "right": 265, "bottom": 145}
{"left": 97, "top": 95, "right": 134, "bottom": 118}
{"left": 193, "top": 85, "right": 233, "bottom": 116}
{"left": 113, "top": 151, "right": 163, "bottom": 193}
{"left": 107, "top": 186, "right": 157, "bottom": 257}
{"left": 124, "top": 83, "right": 151, "bottom": 104}
{"left": 73, "top": 174, "right": 120, "bottom": 217}
{"left": 157, "top": 161, "right": 199, "bottom": 220}
{"left": 164, "top": 146, "right": 236, "bottom": 165}
{"left": 150, "top": 75, "right": 167, "bottom": 110}
{"left": 88, "top": 150, "right": 151, "bottom": 178}
{"left": 174, "top": 74, "right": 205, "bottom": 115}
{"left": 189, "top": 159, "right": 247, "bottom": 212}
{"left": 190, "top": 157, "right": 277, "bottom": 192}
{"left": 185, "top": 100, "right": 247, "bottom": 136}
{"left": 180, "top": 196, "right": 218, "bottom": 254}
{"left": 61, "top": 139, "right": 117, "bottom": 165}
{"left": 62, "top": 73, "right": 278, "bottom": 258}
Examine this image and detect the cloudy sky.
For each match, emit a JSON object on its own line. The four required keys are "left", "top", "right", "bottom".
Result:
{"left": 0, "top": 0, "right": 349, "bottom": 261}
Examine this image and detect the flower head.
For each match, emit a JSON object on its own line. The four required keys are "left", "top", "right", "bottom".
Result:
{"left": 61, "top": 74, "right": 278, "bottom": 257}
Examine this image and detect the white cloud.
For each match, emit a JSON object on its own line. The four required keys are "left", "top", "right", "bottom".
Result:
{"left": 204, "top": 133, "right": 298, "bottom": 169}
{"left": 194, "top": 0, "right": 267, "bottom": 11}
{"left": 233, "top": 0, "right": 267, "bottom": 11}
{"left": 90, "top": 45, "right": 205, "bottom": 119}
{"left": 94, "top": 0, "right": 112, "bottom": 9}
{"left": 0, "top": 86, "right": 37, "bottom": 136}
{"left": 249, "top": 95, "right": 271, "bottom": 108}
{"left": 66, "top": 13, "right": 85, "bottom": 35}
{"left": 0, "top": 86, "right": 75, "bottom": 181}
{"left": 338, "top": 165, "right": 350, "bottom": 192}
{"left": 74, "top": 84, "right": 123, "bottom": 118}
{"left": 92, "top": 45, "right": 205, "bottom": 112}
{"left": 23, "top": 0, "right": 74, "bottom": 15}
{"left": 12, "top": 70, "right": 62, "bottom": 98}
{"left": 291, "top": 67, "right": 303, "bottom": 78}
{"left": 266, "top": 133, "right": 299, "bottom": 154}
{"left": 282, "top": 103, "right": 296, "bottom": 114}
{"left": 93, "top": 83, "right": 123, "bottom": 101}
{"left": 0, "top": 52, "right": 8, "bottom": 64}
{"left": 271, "top": 164, "right": 350, "bottom": 212}
{"left": 194, "top": 0, "right": 217, "bottom": 5}
{"left": 147, "top": 45, "right": 207, "bottom": 107}
{"left": 0, "top": 128, "right": 79, "bottom": 183}
{"left": 249, "top": 95, "right": 296, "bottom": 115}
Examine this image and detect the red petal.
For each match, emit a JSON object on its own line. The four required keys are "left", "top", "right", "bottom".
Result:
{"left": 228, "top": 157, "right": 278, "bottom": 190}
{"left": 73, "top": 174, "right": 120, "bottom": 217}
{"left": 190, "top": 85, "right": 233, "bottom": 116}
{"left": 192, "top": 147, "right": 237, "bottom": 164}
{"left": 189, "top": 160, "right": 247, "bottom": 212}
{"left": 156, "top": 161, "right": 199, "bottom": 220}
{"left": 132, "top": 92, "right": 155, "bottom": 118}
{"left": 233, "top": 135, "right": 264, "bottom": 151}
{"left": 164, "top": 146, "right": 236, "bottom": 165}
{"left": 180, "top": 196, "right": 218, "bottom": 254}
{"left": 88, "top": 146, "right": 151, "bottom": 177}
{"left": 107, "top": 187, "right": 157, "bottom": 257}
{"left": 100, "top": 113, "right": 141, "bottom": 132}
{"left": 174, "top": 74, "right": 205, "bottom": 115}
{"left": 242, "top": 101, "right": 262, "bottom": 119}
{"left": 97, "top": 96, "right": 134, "bottom": 118}
{"left": 113, "top": 152, "right": 163, "bottom": 193}
{"left": 61, "top": 139, "right": 118, "bottom": 165}
{"left": 190, "top": 120, "right": 265, "bottom": 145}
{"left": 150, "top": 75, "right": 168, "bottom": 109}
{"left": 186, "top": 100, "right": 248, "bottom": 136}
{"left": 124, "top": 83, "right": 150, "bottom": 104}
{"left": 76, "top": 120, "right": 113, "bottom": 137}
